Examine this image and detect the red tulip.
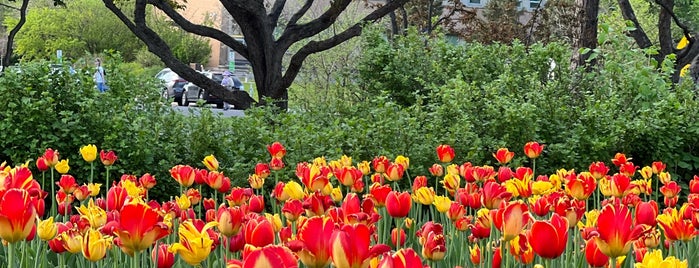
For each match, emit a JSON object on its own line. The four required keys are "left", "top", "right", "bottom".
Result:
{"left": 204, "top": 171, "right": 225, "bottom": 190}
{"left": 657, "top": 206, "right": 697, "bottom": 242}
{"left": 585, "top": 238, "right": 609, "bottom": 267}
{"left": 282, "top": 199, "right": 305, "bottom": 222}
{"left": 36, "top": 156, "right": 50, "bottom": 172}
{"left": 334, "top": 166, "right": 363, "bottom": 187}
{"left": 369, "top": 183, "right": 391, "bottom": 207}
{"left": 635, "top": 201, "right": 659, "bottom": 227}
{"left": 270, "top": 157, "right": 285, "bottom": 171}
{"left": 216, "top": 205, "right": 245, "bottom": 237}
{"left": 113, "top": 202, "right": 170, "bottom": 256}
{"left": 139, "top": 173, "right": 157, "bottom": 189}
{"left": 480, "top": 180, "right": 512, "bottom": 209}
{"left": 372, "top": 156, "right": 390, "bottom": 173}
{"left": 0, "top": 189, "right": 37, "bottom": 243}
{"left": 494, "top": 201, "right": 531, "bottom": 242}
{"left": 288, "top": 216, "right": 335, "bottom": 268}
{"left": 106, "top": 186, "right": 128, "bottom": 211}
{"left": 385, "top": 191, "right": 411, "bottom": 218}
{"left": 589, "top": 161, "right": 610, "bottom": 180}
{"left": 170, "top": 165, "right": 196, "bottom": 188}
{"left": 330, "top": 223, "right": 391, "bottom": 268}
{"left": 493, "top": 148, "right": 514, "bottom": 165}
{"left": 523, "top": 142, "right": 544, "bottom": 159}
{"left": 377, "top": 248, "right": 425, "bottom": 268}
{"left": 618, "top": 162, "right": 638, "bottom": 177}
{"left": 611, "top": 153, "right": 630, "bottom": 167}
{"left": 255, "top": 163, "right": 271, "bottom": 179}
{"left": 428, "top": 164, "right": 444, "bottom": 177}
{"left": 43, "top": 148, "right": 60, "bottom": 167}
{"left": 565, "top": 172, "right": 596, "bottom": 200}
{"left": 244, "top": 215, "right": 274, "bottom": 247}
{"left": 421, "top": 230, "right": 446, "bottom": 261}
{"left": 651, "top": 161, "right": 666, "bottom": 174}
{"left": 267, "top": 142, "right": 287, "bottom": 159}
{"left": 594, "top": 201, "right": 649, "bottom": 258}
{"left": 385, "top": 163, "right": 404, "bottom": 182}
{"left": 436, "top": 144, "right": 455, "bottom": 163}
{"left": 228, "top": 244, "right": 298, "bottom": 268}
{"left": 99, "top": 150, "right": 118, "bottom": 166}
{"left": 152, "top": 243, "right": 175, "bottom": 268}
{"left": 529, "top": 213, "right": 568, "bottom": 259}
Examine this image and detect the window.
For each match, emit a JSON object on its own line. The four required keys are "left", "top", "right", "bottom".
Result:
{"left": 464, "top": 0, "right": 484, "bottom": 7}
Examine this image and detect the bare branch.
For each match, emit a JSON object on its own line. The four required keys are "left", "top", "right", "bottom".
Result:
{"left": 281, "top": 0, "right": 410, "bottom": 88}
{"left": 277, "top": 0, "right": 352, "bottom": 50}
{"left": 269, "top": 0, "right": 287, "bottom": 27}
{"left": 288, "top": 0, "right": 314, "bottom": 26}
{"left": 433, "top": 1, "right": 460, "bottom": 28}
{"left": 148, "top": 0, "right": 249, "bottom": 59}
{"left": 2, "top": 0, "right": 29, "bottom": 68}
{"left": 0, "top": 2, "right": 20, "bottom": 11}
{"left": 653, "top": 0, "right": 691, "bottom": 37}
{"left": 617, "top": 0, "right": 653, "bottom": 48}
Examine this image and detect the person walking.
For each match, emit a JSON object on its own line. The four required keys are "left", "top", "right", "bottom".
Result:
{"left": 93, "top": 58, "right": 107, "bottom": 92}
{"left": 221, "top": 70, "right": 234, "bottom": 110}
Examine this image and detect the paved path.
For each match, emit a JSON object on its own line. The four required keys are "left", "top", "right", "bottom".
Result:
{"left": 170, "top": 104, "right": 245, "bottom": 117}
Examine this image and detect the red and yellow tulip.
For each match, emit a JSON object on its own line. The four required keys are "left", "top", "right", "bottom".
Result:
{"left": 113, "top": 202, "right": 170, "bottom": 256}
{"left": 168, "top": 219, "right": 218, "bottom": 266}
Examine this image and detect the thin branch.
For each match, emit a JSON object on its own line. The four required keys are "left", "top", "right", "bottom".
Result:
{"left": 148, "top": 0, "right": 249, "bottom": 59}
{"left": 269, "top": 0, "right": 287, "bottom": 27}
{"left": 433, "top": 1, "right": 460, "bottom": 27}
{"left": 653, "top": 0, "right": 691, "bottom": 37}
{"left": 2, "top": 0, "right": 29, "bottom": 68}
{"left": 288, "top": 0, "right": 313, "bottom": 26}
{"left": 0, "top": 2, "right": 20, "bottom": 11}
{"left": 277, "top": 0, "right": 352, "bottom": 50}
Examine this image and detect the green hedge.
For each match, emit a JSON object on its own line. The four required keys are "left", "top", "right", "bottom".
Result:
{"left": 1, "top": 35, "right": 698, "bottom": 200}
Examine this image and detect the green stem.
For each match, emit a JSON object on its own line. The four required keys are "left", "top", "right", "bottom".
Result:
{"left": 7, "top": 242, "right": 14, "bottom": 268}
{"left": 33, "top": 240, "right": 43, "bottom": 268}
{"left": 90, "top": 162, "right": 94, "bottom": 184}
{"left": 131, "top": 251, "right": 139, "bottom": 268}
{"left": 394, "top": 218, "right": 403, "bottom": 251}
{"left": 105, "top": 166, "right": 110, "bottom": 208}
{"left": 51, "top": 170, "right": 56, "bottom": 217}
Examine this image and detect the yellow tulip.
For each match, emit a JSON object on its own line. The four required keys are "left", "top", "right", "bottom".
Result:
{"left": 313, "top": 156, "right": 327, "bottom": 167}
{"left": 248, "top": 174, "right": 264, "bottom": 190}
{"left": 677, "top": 36, "right": 689, "bottom": 50}
{"left": 82, "top": 228, "right": 112, "bottom": 262}
{"left": 55, "top": 159, "right": 70, "bottom": 174}
{"left": 79, "top": 144, "right": 97, "bottom": 163}
{"left": 680, "top": 64, "right": 691, "bottom": 77}
{"left": 531, "top": 181, "right": 554, "bottom": 195}
{"left": 87, "top": 183, "right": 101, "bottom": 197}
{"left": 60, "top": 230, "right": 83, "bottom": 254}
{"left": 283, "top": 181, "right": 305, "bottom": 201}
{"left": 121, "top": 180, "right": 143, "bottom": 198}
{"left": 412, "top": 187, "right": 435, "bottom": 205}
{"left": 395, "top": 155, "right": 410, "bottom": 170}
{"left": 635, "top": 249, "right": 687, "bottom": 268}
{"left": 340, "top": 155, "right": 352, "bottom": 167}
{"left": 78, "top": 199, "right": 107, "bottom": 229}
{"left": 331, "top": 186, "right": 343, "bottom": 202}
{"left": 446, "top": 164, "right": 459, "bottom": 176}
{"left": 202, "top": 155, "right": 219, "bottom": 171}
{"left": 175, "top": 194, "right": 191, "bottom": 210}
{"left": 264, "top": 213, "right": 283, "bottom": 232}
{"left": 169, "top": 220, "right": 218, "bottom": 266}
{"left": 357, "top": 161, "right": 370, "bottom": 175}
{"left": 329, "top": 160, "right": 342, "bottom": 170}
{"left": 433, "top": 196, "right": 451, "bottom": 213}
{"left": 37, "top": 217, "right": 57, "bottom": 241}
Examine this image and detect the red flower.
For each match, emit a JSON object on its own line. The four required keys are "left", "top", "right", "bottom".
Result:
{"left": 611, "top": 153, "right": 630, "bottom": 167}
{"left": 421, "top": 230, "right": 446, "bottom": 261}
{"left": 372, "top": 156, "right": 390, "bottom": 173}
{"left": 385, "top": 163, "right": 404, "bottom": 182}
{"left": 113, "top": 202, "right": 170, "bottom": 256}
{"left": 428, "top": 164, "right": 444, "bottom": 177}
{"left": 584, "top": 238, "right": 609, "bottom": 267}
{"left": 385, "top": 191, "right": 411, "bottom": 218}
{"left": 369, "top": 183, "right": 391, "bottom": 207}
{"left": 618, "top": 162, "right": 638, "bottom": 177}
{"left": 493, "top": 148, "right": 514, "bottom": 165}
{"left": 0, "top": 189, "right": 37, "bottom": 243}
{"left": 480, "top": 180, "right": 512, "bottom": 209}
{"left": 43, "top": 148, "right": 60, "bottom": 167}
{"left": 288, "top": 216, "right": 335, "bottom": 267}
{"left": 106, "top": 186, "right": 128, "bottom": 211}
{"left": 494, "top": 201, "right": 531, "bottom": 242}
{"left": 270, "top": 157, "right": 285, "bottom": 171}
{"left": 594, "top": 201, "right": 649, "bottom": 258}
{"left": 282, "top": 199, "right": 305, "bottom": 221}
{"left": 255, "top": 163, "right": 270, "bottom": 179}
{"left": 151, "top": 243, "right": 175, "bottom": 268}
{"left": 216, "top": 205, "right": 245, "bottom": 237}
{"left": 529, "top": 213, "right": 568, "bottom": 259}
{"left": 36, "top": 156, "right": 50, "bottom": 172}
{"left": 377, "top": 248, "right": 425, "bottom": 268}
{"left": 635, "top": 201, "right": 659, "bottom": 227}
{"left": 139, "top": 173, "right": 157, "bottom": 190}
{"left": 229, "top": 245, "right": 297, "bottom": 268}
{"left": 436, "top": 145, "right": 455, "bottom": 163}
{"left": 170, "top": 165, "right": 196, "bottom": 188}
{"left": 331, "top": 223, "right": 391, "bottom": 267}
{"left": 523, "top": 142, "right": 544, "bottom": 159}
{"left": 267, "top": 142, "right": 287, "bottom": 159}
{"left": 56, "top": 174, "right": 79, "bottom": 194}
{"left": 651, "top": 161, "right": 666, "bottom": 174}
{"left": 99, "top": 150, "right": 118, "bottom": 166}
{"left": 244, "top": 215, "right": 275, "bottom": 247}
{"left": 589, "top": 162, "right": 610, "bottom": 180}
{"left": 565, "top": 172, "right": 596, "bottom": 200}
{"left": 334, "top": 166, "right": 363, "bottom": 187}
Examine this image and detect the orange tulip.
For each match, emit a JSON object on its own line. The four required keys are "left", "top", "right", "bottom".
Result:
{"left": 99, "top": 150, "right": 118, "bottom": 166}
{"left": 436, "top": 145, "right": 455, "bottom": 163}
{"left": 170, "top": 165, "right": 196, "bottom": 188}
{"left": 385, "top": 191, "right": 411, "bottom": 218}
{"left": 594, "top": 201, "right": 649, "bottom": 258}
{"left": 244, "top": 215, "right": 274, "bottom": 247}
{"left": 523, "top": 142, "right": 544, "bottom": 159}
{"left": 267, "top": 142, "right": 287, "bottom": 159}
{"left": 139, "top": 173, "right": 157, "bottom": 190}
{"left": 469, "top": 244, "right": 481, "bottom": 265}
{"left": 428, "top": 164, "right": 444, "bottom": 177}
{"left": 611, "top": 153, "right": 630, "bottom": 167}
{"left": 657, "top": 206, "right": 697, "bottom": 242}
{"left": 0, "top": 188, "right": 37, "bottom": 243}
{"left": 494, "top": 201, "right": 531, "bottom": 242}
{"left": 493, "top": 148, "right": 514, "bottom": 165}
{"left": 385, "top": 163, "right": 404, "bottom": 182}
{"left": 651, "top": 161, "right": 666, "bottom": 174}
{"left": 565, "top": 172, "right": 596, "bottom": 200}
{"left": 287, "top": 216, "right": 334, "bottom": 267}
{"left": 113, "top": 202, "right": 170, "bottom": 256}
{"left": 216, "top": 205, "right": 245, "bottom": 237}
{"left": 330, "top": 223, "right": 391, "bottom": 268}
{"left": 529, "top": 213, "right": 568, "bottom": 259}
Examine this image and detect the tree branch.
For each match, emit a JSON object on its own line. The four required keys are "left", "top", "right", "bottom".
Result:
{"left": 277, "top": 0, "right": 352, "bottom": 50}
{"left": 617, "top": 0, "right": 653, "bottom": 48}
{"left": 2, "top": 0, "right": 29, "bottom": 68}
{"left": 148, "top": 0, "right": 249, "bottom": 59}
{"left": 281, "top": 0, "right": 409, "bottom": 88}
{"left": 653, "top": 0, "right": 691, "bottom": 37}
{"left": 433, "top": 0, "right": 460, "bottom": 28}
{"left": 0, "top": 2, "right": 20, "bottom": 11}
{"left": 268, "top": 0, "right": 287, "bottom": 27}
{"left": 288, "top": 0, "right": 314, "bottom": 26}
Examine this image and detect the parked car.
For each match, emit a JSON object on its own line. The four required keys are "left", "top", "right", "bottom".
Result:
{"left": 155, "top": 68, "right": 186, "bottom": 103}
{"left": 180, "top": 71, "right": 243, "bottom": 108}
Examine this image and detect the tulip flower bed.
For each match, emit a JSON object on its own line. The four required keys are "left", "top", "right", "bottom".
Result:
{"left": 1, "top": 141, "right": 698, "bottom": 268}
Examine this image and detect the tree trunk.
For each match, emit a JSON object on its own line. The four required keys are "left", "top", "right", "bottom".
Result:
{"left": 571, "top": 0, "right": 599, "bottom": 70}
{"left": 2, "top": 0, "right": 29, "bottom": 69}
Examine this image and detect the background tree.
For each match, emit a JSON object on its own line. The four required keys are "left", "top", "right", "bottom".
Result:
{"left": 100, "top": 0, "right": 411, "bottom": 110}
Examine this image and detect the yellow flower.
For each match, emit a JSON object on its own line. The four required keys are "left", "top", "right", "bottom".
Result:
{"left": 395, "top": 155, "right": 410, "bottom": 170}
{"left": 677, "top": 36, "right": 689, "bottom": 49}
{"left": 357, "top": 161, "right": 370, "bottom": 175}
{"left": 328, "top": 160, "right": 342, "bottom": 170}
{"left": 60, "top": 231, "right": 83, "bottom": 254}
{"left": 659, "top": 172, "right": 672, "bottom": 184}
{"left": 264, "top": 213, "right": 282, "bottom": 232}
{"left": 639, "top": 166, "right": 653, "bottom": 180}
{"left": 313, "top": 156, "right": 327, "bottom": 167}
{"left": 175, "top": 194, "right": 191, "bottom": 210}
{"left": 82, "top": 228, "right": 112, "bottom": 262}
{"left": 531, "top": 181, "right": 554, "bottom": 195}
{"left": 55, "top": 159, "right": 70, "bottom": 174}
{"left": 680, "top": 64, "right": 691, "bottom": 77}
{"left": 598, "top": 177, "right": 612, "bottom": 197}
{"left": 78, "top": 199, "right": 107, "bottom": 229}
{"left": 433, "top": 196, "right": 451, "bottom": 213}
{"left": 577, "top": 209, "right": 600, "bottom": 229}
{"left": 340, "top": 155, "right": 353, "bottom": 167}
{"left": 331, "top": 186, "right": 343, "bottom": 202}
{"left": 283, "top": 181, "right": 305, "bottom": 201}
{"left": 121, "top": 180, "right": 143, "bottom": 198}
{"left": 79, "top": 144, "right": 98, "bottom": 162}
{"left": 169, "top": 220, "right": 218, "bottom": 266}
{"left": 248, "top": 174, "right": 264, "bottom": 190}
{"left": 87, "top": 183, "right": 101, "bottom": 197}
{"left": 412, "top": 187, "right": 435, "bottom": 205}
{"left": 37, "top": 217, "right": 57, "bottom": 241}
{"left": 446, "top": 164, "right": 459, "bottom": 176}
{"left": 202, "top": 155, "right": 219, "bottom": 171}
{"left": 635, "top": 249, "right": 688, "bottom": 268}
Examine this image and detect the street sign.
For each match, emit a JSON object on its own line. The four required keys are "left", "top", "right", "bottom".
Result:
{"left": 228, "top": 51, "right": 235, "bottom": 71}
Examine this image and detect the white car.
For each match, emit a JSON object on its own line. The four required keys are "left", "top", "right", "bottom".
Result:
{"left": 180, "top": 71, "right": 243, "bottom": 108}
